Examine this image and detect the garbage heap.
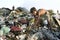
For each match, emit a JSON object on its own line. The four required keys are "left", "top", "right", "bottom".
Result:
{"left": 0, "top": 7, "right": 60, "bottom": 40}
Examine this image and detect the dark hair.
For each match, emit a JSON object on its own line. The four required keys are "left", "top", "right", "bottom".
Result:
{"left": 30, "top": 7, "right": 36, "bottom": 13}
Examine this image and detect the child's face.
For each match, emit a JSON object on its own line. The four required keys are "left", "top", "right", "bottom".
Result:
{"left": 33, "top": 11, "right": 37, "bottom": 15}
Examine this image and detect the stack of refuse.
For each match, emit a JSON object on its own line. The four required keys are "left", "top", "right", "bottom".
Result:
{"left": 0, "top": 7, "right": 60, "bottom": 40}
{"left": 29, "top": 27, "right": 60, "bottom": 40}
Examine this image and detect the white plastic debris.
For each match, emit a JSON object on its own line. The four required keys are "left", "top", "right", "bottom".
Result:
{"left": 0, "top": 37, "right": 3, "bottom": 40}
{"left": 19, "top": 34, "right": 26, "bottom": 40}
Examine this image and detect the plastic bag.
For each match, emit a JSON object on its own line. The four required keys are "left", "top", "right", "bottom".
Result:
{"left": 1, "top": 26, "right": 10, "bottom": 35}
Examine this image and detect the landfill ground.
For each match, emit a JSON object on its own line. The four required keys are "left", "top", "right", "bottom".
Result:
{"left": 0, "top": 7, "right": 60, "bottom": 40}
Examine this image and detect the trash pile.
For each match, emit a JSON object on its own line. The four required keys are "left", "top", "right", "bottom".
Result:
{"left": 0, "top": 6, "right": 60, "bottom": 40}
